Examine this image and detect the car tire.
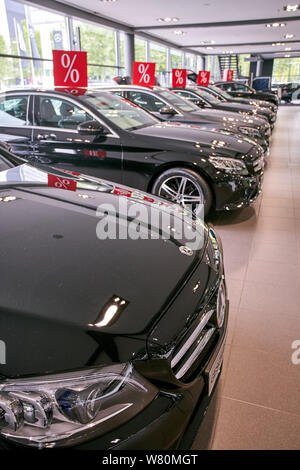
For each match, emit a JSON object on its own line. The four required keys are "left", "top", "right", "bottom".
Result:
{"left": 151, "top": 167, "right": 213, "bottom": 216}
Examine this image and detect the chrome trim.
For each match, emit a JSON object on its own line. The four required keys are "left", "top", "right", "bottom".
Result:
{"left": 175, "top": 327, "right": 215, "bottom": 379}
{"left": 171, "top": 309, "right": 214, "bottom": 368}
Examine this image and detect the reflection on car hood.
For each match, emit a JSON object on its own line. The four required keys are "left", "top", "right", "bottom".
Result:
{"left": 0, "top": 163, "right": 208, "bottom": 344}
{"left": 133, "top": 122, "right": 256, "bottom": 154}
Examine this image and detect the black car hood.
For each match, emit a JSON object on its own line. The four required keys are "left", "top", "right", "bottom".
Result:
{"left": 0, "top": 164, "right": 212, "bottom": 377}
{"left": 133, "top": 122, "right": 256, "bottom": 156}
{"left": 214, "top": 101, "right": 258, "bottom": 113}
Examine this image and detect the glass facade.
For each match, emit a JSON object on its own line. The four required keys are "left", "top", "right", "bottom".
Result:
{"left": 0, "top": 0, "right": 204, "bottom": 90}
{"left": 273, "top": 57, "right": 300, "bottom": 84}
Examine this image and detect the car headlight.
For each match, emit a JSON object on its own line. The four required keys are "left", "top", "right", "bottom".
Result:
{"left": 0, "top": 363, "right": 157, "bottom": 448}
{"left": 208, "top": 156, "right": 248, "bottom": 175}
{"left": 239, "top": 126, "right": 261, "bottom": 138}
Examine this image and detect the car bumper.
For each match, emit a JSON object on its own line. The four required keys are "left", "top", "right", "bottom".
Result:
{"left": 214, "top": 173, "right": 264, "bottom": 211}
{"left": 0, "top": 304, "right": 229, "bottom": 451}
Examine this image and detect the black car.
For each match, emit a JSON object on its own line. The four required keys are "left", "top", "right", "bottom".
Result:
{"left": 171, "top": 86, "right": 276, "bottom": 127}
{"left": 0, "top": 144, "right": 228, "bottom": 450}
{"left": 104, "top": 85, "right": 271, "bottom": 149}
{"left": 198, "top": 85, "right": 278, "bottom": 114}
{"left": 214, "top": 81, "right": 279, "bottom": 107}
{"left": 280, "top": 83, "right": 300, "bottom": 103}
{"left": 0, "top": 89, "right": 264, "bottom": 215}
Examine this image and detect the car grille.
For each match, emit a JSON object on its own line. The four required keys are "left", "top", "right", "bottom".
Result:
{"left": 253, "top": 154, "right": 265, "bottom": 173}
{"left": 171, "top": 308, "right": 216, "bottom": 380}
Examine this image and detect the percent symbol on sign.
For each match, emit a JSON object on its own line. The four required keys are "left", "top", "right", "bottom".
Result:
{"left": 138, "top": 63, "right": 150, "bottom": 84}
{"left": 61, "top": 53, "right": 80, "bottom": 84}
{"left": 54, "top": 177, "right": 71, "bottom": 190}
{"left": 175, "top": 70, "right": 184, "bottom": 85}
{"left": 200, "top": 72, "right": 208, "bottom": 83}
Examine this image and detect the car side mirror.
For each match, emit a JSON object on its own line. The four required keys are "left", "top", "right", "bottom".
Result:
{"left": 196, "top": 100, "right": 206, "bottom": 108}
{"left": 159, "top": 106, "right": 177, "bottom": 116}
{"left": 77, "top": 120, "right": 109, "bottom": 136}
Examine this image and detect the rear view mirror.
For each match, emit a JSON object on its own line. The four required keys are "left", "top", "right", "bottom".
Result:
{"left": 159, "top": 106, "right": 177, "bottom": 116}
{"left": 77, "top": 120, "right": 108, "bottom": 136}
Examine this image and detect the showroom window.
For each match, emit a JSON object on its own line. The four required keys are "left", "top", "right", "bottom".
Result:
{"left": 149, "top": 42, "right": 167, "bottom": 85}
{"left": 72, "top": 20, "right": 119, "bottom": 84}
{"left": 0, "top": 0, "right": 69, "bottom": 89}
{"left": 273, "top": 57, "right": 300, "bottom": 83}
{"left": 170, "top": 49, "right": 182, "bottom": 69}
{"left": 135, "top": 37, "right": 147, "bottom": 62}
{"left": 238, "top": 54, "right": 251, "bottom": 78}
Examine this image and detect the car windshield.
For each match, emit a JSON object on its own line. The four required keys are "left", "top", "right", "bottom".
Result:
{"left": 211, "top": 86, "right": 234, "bottom": 100}
{"left": 81, "top": 92, "right": 159, "bottom": 131}
{"left": 194, "top": 89, "right": 222, "bottom": 105}
{"left": 157, "top": 89, "right": 200, "bottom": 112}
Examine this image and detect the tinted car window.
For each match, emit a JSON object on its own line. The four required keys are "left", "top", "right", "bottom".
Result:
{"left": 221, "top": 83, "right": 235, "bottom": 92}
{"left": 126, "top": 91, "right": 166, "bottom": 113}
{"left": 83, "top": 92, "right": 158, "bottom": 131}
{"left": 158, "top": 90, "right": 199, "bottom": 112}
{"left": 174, "top": 90, "right": 201, "bottom": 104}
{"left": 37, "top": 97, "right": 93, "bottom": 129}
{"left": 0, "top": 95, "right": 29, "bottom": 125}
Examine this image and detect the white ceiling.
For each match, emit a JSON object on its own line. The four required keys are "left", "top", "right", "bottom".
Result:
{"left": 57, "top": 0, "right": 300, "bottom": 57}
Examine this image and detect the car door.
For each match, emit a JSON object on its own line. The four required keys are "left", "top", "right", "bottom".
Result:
{"left": 31, "top": 94, "right": 122, "bottom": 182}
{"left": 0, "top": 94, "right": 33, "bottom": 156}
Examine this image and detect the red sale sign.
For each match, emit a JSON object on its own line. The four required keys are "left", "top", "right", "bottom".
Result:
{"left": 52, "top": 50, "right": 87, "bottom": 88}
{"left": 223, "top": 69, "right": 234, "bottom": 81}
{"left": 48, "top": 174, "right": 77, "bottom": 192}
{"left": 132, "top": 61, "right": 155, "bottom": 87}
{"left": 197, "top": 71, "right": 210, "bottom": 86}
{"left": 172, "top": 69, "right": 187, "bottom": 88}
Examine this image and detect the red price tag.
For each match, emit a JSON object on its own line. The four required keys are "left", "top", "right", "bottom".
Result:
{"left": 172, "top": 69, "right": 187, "bottom": 88}
{"left": 197, "top": 71, "right": 210, "bottom": 86}
{"left": 223, "top": 69, "right": 234, "bottom": 81}
{"left": 132, "top": 61, "right": 156, "bottom": 88}
{"left": 53, "top": 50, "right": 87, "bottom": 88}
{"left": 48, "top": 174, "right": 77, "bottom": 192}
{"left": 83, "top": 150, "right": 107, "bottom": 158}
{"left": 113, "top": 187, "right": 133, "bottom": 197}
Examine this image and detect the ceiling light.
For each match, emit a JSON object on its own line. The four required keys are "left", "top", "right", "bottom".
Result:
{"left": 206, "top": 46, "right": 214, "bottom": 49}
{"left": 285, "top": 47, "right": 292, "bottom": 50}
{"left": 272, "top": 42, "right": 285, "bottom": 46}
{"left": 285, "top": 33, "right": 295, "bottom": 38}
{"left": 173, "top": 30, "right": 186, "bottom": 35}
{"left": 157, "top": 17, "right": 179, "bottom": 22}
{"left": 266, "top": 22, "right": 286, "bottom": 27}
{"left": 285, "top": 54, "right": 291, "bottom": 57}
{"left": 284, "top": 4, "right": 300, "bottom": 11}
{"left": 100, "top": 0, "right": 117, "bottom": 2}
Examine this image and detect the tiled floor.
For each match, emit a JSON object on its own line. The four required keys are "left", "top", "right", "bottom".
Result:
{"left": 192, "top": 106, "right": 300, "bottom": 450}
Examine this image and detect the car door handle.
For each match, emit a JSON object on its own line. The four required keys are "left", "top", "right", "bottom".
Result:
{"left": 37, "top": 133, "right": 57, "bottom": 141}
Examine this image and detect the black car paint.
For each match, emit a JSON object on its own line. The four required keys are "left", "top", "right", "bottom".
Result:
{"left": 171, "top": 86, "right": 275, "bottom": 125}
{"left": 107, "top": 85, "right": 271, "bottom": 139}
{"left": 0, "top": 89, "right": 264, "bottom": 212}
{"left": 0, "top": 147, "right": 228, "bottom": 449}
{"left": 198, "top": 85, "right": 278, "bottom": 114}
{"left": 214, "top": 81, "right": 279, "bottom": 107}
